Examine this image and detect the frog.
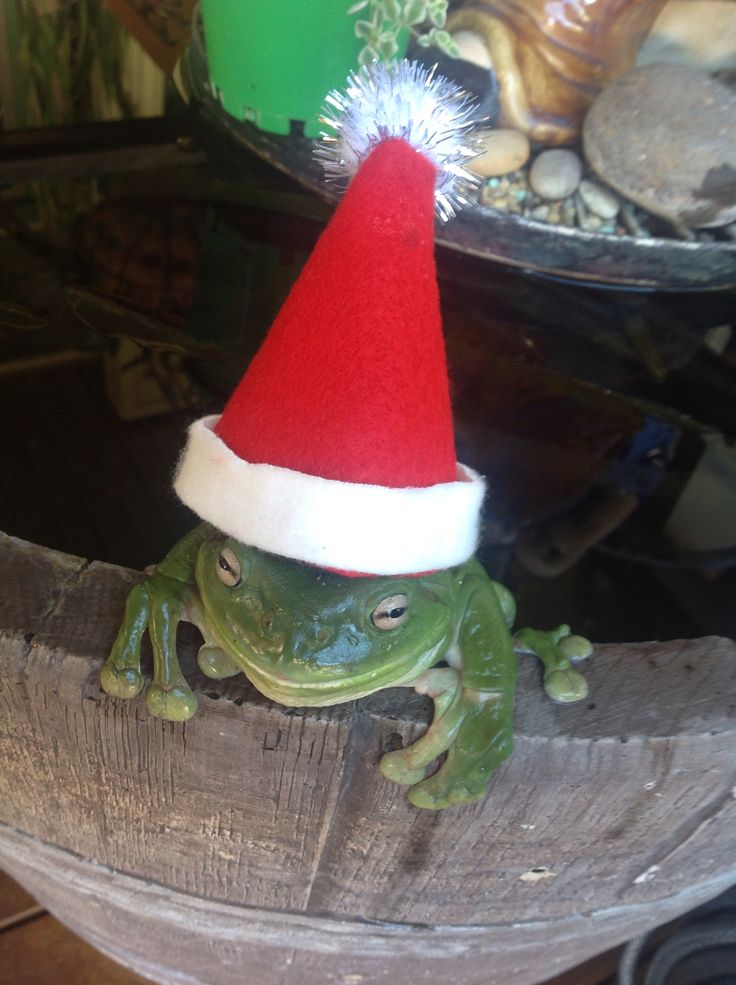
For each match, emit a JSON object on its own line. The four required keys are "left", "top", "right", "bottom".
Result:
{"left": 100, "top": 523, "right": 592, "bottom": 810}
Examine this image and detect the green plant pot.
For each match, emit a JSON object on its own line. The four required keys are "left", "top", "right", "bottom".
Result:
{"left": 200, "top": 0, "right": 366, "bottom": 137}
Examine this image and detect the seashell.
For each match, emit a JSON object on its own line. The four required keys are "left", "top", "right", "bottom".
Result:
{"left": 448, "top": 0, "right": 669, "bottom": 145}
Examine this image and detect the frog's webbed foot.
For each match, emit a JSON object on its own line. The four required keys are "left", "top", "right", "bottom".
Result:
{"left": 101, "top": 574, "right": 199, "bottom": 722}
{"left": 380, "top": 668, "right": 514, "bottom": 810}
{"left": 514, "top": 625, "right": 593, "bottom": 703}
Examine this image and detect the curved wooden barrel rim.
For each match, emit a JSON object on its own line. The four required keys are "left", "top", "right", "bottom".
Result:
{"left": 0, "top": 531, "right": 734, "bottom": 985}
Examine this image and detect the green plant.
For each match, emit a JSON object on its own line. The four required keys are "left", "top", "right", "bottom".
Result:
{"left": 18, "top": 0, "right": 133, "bottom": 126}
{"left": 348, "top": 0, "right": 459, "bottom": 66}
{"left": 10, "top": 1, "right": 134, "bottom": 232}
{"left": 17, "top": 0, "right": 133, "bottom": 126}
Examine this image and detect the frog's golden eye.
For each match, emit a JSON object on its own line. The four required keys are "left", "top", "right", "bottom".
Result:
{"left": 216, "top": 547, "right": 242, "bottom": 587}
{"left": 371, "top": 594, "right": 409, "bottom": 630}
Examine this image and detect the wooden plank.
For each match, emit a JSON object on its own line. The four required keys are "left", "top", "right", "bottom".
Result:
{"left": 0, "top": 825, "right": 730, "bottom": 985}
{"left": 0, "top": 534, "right": 734, "bottom": 985}
{"left": 307, "top": 640, "right": 736, "bottom": 924}
{"left": 0, "top": 864, "right": 619, "bottom": 985}
{"left": 0, "top": 546, "right": 350, "bottom": 912}
{"left": 0, "top": 532, "right": 85, "bottom": 639}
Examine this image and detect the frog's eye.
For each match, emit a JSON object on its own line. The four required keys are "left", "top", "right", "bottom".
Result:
{"left": 371, "top": 594, "right": 409, "bottom": 630}
{"left": 216, "top": 547, "right": 242, "bottom": 588}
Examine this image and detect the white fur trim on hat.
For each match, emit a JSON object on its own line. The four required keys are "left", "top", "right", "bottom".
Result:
{"left": 174, "top": 416, "right": 486, "bottom": 574}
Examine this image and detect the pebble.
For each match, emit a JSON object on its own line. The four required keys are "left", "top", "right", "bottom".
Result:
{"left": 480, "top": 184, "right": 497, "bottom": 208}
{"left": 621, "top": 203, "right": 650, "bottom": 238}
{"left": 583, "top": 64, "right": 736, "bottom": 229}
{"left": 469, "top": 128, "right": 531, "bottom": 178}
{"left": 475, "top": 152, "right": 651, "bottom": 240}
{"left": 529, "top": 149, "right": 583, "bottom": 200}
{"left": 578, "top": 179, "right": 620, "bottom": 220}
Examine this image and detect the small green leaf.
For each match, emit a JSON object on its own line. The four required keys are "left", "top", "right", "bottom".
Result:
{"left": 404, "top": 0, "right": 428, "bottom": 25}
{"left": 416, "top": 34, "right": 433, "bottom": 45}
{"left": 428, "top": 0, "right": 448, "bottom": 27}
{"left": 378, "top": 35, "right": 400, "bottom": 59}
{"left": 347, "top": 0, "right": 370, "bottom": 13}
{"left": 355, "top": 18, "right": 375, "bottom": 38}
{"left": 441, "top": 35, "right": 460, "bottom": 57}
{"left": 420, "top": 26, "right": 455, "bottom": 49}
{"left": 431, "top": 28, "right": 454, "bottom": 47}
{"left": 381, "top": 0, "right": 402, "bottom": 21}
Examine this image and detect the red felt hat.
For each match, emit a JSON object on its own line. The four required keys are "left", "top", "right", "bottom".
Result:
{"left": 175, "top": 62, "right": 485, "bottom": 575}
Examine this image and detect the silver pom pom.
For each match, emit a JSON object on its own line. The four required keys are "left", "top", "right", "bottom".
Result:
{"left": 316, "top": 60, "right": 481, "bottom": 223}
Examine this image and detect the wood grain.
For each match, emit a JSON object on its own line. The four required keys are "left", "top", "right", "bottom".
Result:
{"left": 0, "top": 532, "right": 734, "bottom": 985}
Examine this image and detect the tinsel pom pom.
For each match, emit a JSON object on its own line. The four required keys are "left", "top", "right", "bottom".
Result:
{"left": 316, "top": 60, "right": 481, "bottom": 222}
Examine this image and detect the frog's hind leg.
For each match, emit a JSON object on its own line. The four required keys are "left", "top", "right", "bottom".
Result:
{"left": 380, "top": 668, "right": 466, "bottom": 786}
{"left": 100, "top": 583, "right": 150, "bottom": 699}
{"left": 514, "top": 625, "right": 592, "bottom": 703}
{"left": 146, "top": 590, "right": 199, "bottom": 721}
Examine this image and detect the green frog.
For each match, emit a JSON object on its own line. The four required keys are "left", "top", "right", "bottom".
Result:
{"left": 100, "top": 524, "right": 591, "bottom": 809}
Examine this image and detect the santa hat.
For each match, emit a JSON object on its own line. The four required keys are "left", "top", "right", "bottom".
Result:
{"left": 174, "top": 61, "right": 485, "bottom": 576}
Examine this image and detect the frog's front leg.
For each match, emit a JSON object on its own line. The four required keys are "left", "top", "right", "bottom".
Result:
{"left": 100, "top": 524, "right": 212, "bottom": 721}
{"left": 99, "top": 581, "right": 151, "bottom": 700}
{"left": 381, "top": 667, "right": 514, "bottom": 810}
{"left": 381, "top": 569, "right": 517, "bottom": 810}
{"left": 144, "top": 583, "right": 199, "bottom": 720}
{"left": 380, "top": 667, "right": 467, "bottom": 788}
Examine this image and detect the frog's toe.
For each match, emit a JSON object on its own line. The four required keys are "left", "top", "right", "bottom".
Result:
{"left": 408, "top": 773, "right": 486, "bottom": 811}
{"left": 197, "top": 644, "right": 241, "bottom": 680}
{"left": 380, "top": 751, "right": 428, "bottom": 787}
{"left": 544, "top": 667, "right": 588, "bottom": 703}
{"left": 559, "top": 634, "right": 594, "bottom": 662}
{"left": 146, "top": 684, "right": 198, "bottom": 721}
{"left": 100, "top": 662, "right": 144, "bottom": 700}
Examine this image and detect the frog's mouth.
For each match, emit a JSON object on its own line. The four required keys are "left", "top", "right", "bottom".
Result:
{"left": 240, "top": 635, "right": 451, "bottom": 708}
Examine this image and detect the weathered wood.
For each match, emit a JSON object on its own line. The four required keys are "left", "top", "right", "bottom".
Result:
{"left": 0, "top": 532, "right": 734, "bottom": 985}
